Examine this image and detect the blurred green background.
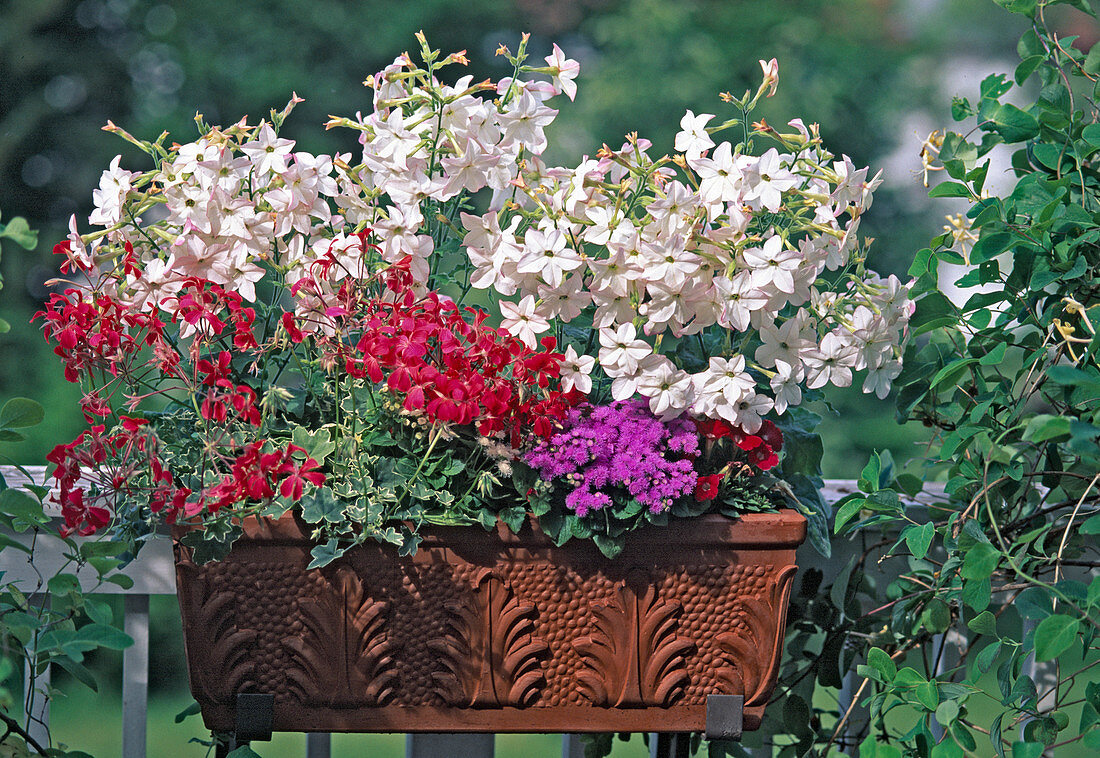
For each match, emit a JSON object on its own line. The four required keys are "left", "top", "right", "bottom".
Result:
{"left": 2, "top": 0, "right": 1094, "bottom": 755}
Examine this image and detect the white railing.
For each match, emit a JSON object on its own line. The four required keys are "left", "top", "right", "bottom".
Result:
{"left": 1, "top": 466, "right": 894, "bottom": 758}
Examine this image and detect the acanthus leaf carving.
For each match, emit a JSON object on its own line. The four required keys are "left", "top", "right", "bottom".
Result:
{"left": 429, "top": 567, "right": 547, "bottom": 707}
{"left": 715, "top": 564, "right": 798, "bottom": 706}
{"left": 574, "top": 569, "right": 693, "bottom": 707}
{"left": 284, "top": 564, "right": 396, "bottom": 707}
{"left": 175, "top": 562, "right": 256, "bottom": 705}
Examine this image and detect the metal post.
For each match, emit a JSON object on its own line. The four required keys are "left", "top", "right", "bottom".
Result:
{"left": 650, "top": 733, "right": 691, "bottom": 758}
{"left": 561, "top": 734, "right": 587, "bottom": 758}
{"left": 406, "top": 734, "right": 495, "bottom": 758}
{"left": 123, "top": 593, "right": 149, "bottom": 758}
{"left": 306, "top": 733, "right": 332, "bottom": 758}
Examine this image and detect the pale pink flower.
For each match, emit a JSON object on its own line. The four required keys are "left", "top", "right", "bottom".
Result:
{"left": 240, "top": 122, "right": 295, "bottom": 178}
{"left": 559, "top": 345, "right": 595, "bottom": 393}
{"left": 89, "top": 155, "right": 136, "bottom": 227}
{"left": 499, "top": 295, "right": 550, "bottom": 348}
{"left": 804, "top": 331, "right": 860, "bottom": 389}
{"left": 545, "top": 44, "right": 580, "bottom": 101}
{"left": 675, "top": 110, "right": 715, "bottom": 161}
{"left": 598, "top": 323, "right": 652, "bottom": 375}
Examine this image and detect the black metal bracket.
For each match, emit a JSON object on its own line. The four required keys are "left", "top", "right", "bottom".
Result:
{"left": 705, "top": 694, "right": 744, "bottom": 741}
{"left": 235, "top": 692, "right": 275, "bottom": 743}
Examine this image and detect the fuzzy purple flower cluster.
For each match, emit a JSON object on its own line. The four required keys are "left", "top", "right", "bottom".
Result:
{"left": 524, "top": 399, "right": 700, "bottom": 517}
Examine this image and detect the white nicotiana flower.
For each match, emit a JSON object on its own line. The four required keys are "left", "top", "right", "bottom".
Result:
{"left": 559, "top": 345, "right": 596, "bottom": 394}
{"left": 545, "top": 44, "right": 581, "bottom": 101}
{"left": 538, "top": 273, "right": 591, "bottom": 322}
{"left": 755, "top": 314, "right": 815, "bottom": 370}
{"left": 636, "top": 356, "right": 694, "bottom": 419}
{"left": 696, "top": 142, "right": 745, "bottom": 206}
{"left": 598, "top": 322, "right": 652, "bottom": 375}
{"left": 89, "top": 155, "right": 136, "bottom": 227}
{"left": 804, "top": 331, "right": 860, "bottom": 389}
{"left": 498, "top": 295, "right": 550, "bottom": 349}
{"left": 516, "top": 228, "right": 582, "bottom": 288}
{"left": 741, "top": 148, "right": 798, "bottom": 213}
{"left": 700, "top": 355, "right": 756, "bottom": 406}
{"left": 863, "top": 359, "right": 902, "bottom": 399}
{"left": 713, "top": 272, "right": 767, "bottom": 332}
{"left": 770, "top": 359, "right": 804, "bottom": 415}
{"left": 729, "top": 389, "right": 773, "bottom": 433}
{"left": 675, "top": 110, "right": 715, "bottom": 161}
{"left": 240, "top": 122, "right": 295, "bottom": 178}
{"left": 742, "top": 233, "right": 800, "bottom": 295}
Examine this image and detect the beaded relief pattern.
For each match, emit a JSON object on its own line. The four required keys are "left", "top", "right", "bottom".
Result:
{"left": 174, "top": 517, "right": 803, "bottom": 726}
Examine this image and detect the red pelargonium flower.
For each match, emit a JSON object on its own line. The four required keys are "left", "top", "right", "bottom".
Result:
{"left": 327, "top": 274, "right": 577, "bottom": 445}
{"left": 694, "top": 474, "right": 722, "bottom": 502}
{"left": 695, "top": 417, "right": 734, "bottom": 440}
{"left": 276, "top": 446, "right": 326, "bottom": 501}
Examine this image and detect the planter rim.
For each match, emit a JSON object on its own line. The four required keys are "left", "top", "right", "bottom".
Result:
{"left": 173, "top": 509, "right": 807, "bottom": 551}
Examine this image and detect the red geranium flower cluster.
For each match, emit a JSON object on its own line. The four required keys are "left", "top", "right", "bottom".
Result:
{"left": 36, "top": 290, "right": 164, "bottom": 383}
{"left": 692, "top": 418, "right": 784, "bottom": 502}
{"left": 695, "top": 417, "right": 783, "bottom": 471}
{"left": 46, "top": 416, "right": 171, "bottom": 536}
{"left": 289, "top": 263, "right": 577, "bottom": 444}
{"left": 203, "top": 442, "right": 325, "bottom": 512}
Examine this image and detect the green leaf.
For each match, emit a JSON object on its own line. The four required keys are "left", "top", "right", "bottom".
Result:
{"left": 1023, "top": 414, "right": 1071, "bottom": 443}
{"left": 1015, "top": 54, "right": 1045, "bottom": 84}
{"left": 962, "top": 576, "right": 992, "bottom": 612}
{"left": 54, "top": 657, "right": 99, "bottom": 693}
{"left": 976, "top": 640, "right": 1001, "bottom": 674}
{"left": 911, "top": 292, "right": 958, "bottom": 336}
{"left": 929, "top": 182, "right": 972, "bottom": 198}
{"left": 994, "top": 0, "right": 1038, "bottom": 17}
{"left": 931, "top": 739, "right": 964, "bottom": 758}
{"left": 968, "top": 610, "right": 998, "bottom": 636}
{"left": 1016, "top": 587, "right": 1053, "bottom": 619}
{"left": 916, "top": 680, "right": 940, "bottom": 711}
{"left": 1033, "top": 614, "right": 1080, "bottom": 662}
{"left": 174, "top": 701, "right": 202, "bottom": 723}
{"left": 1010, "top": 742, "right": 1043, "bottom": 758}
{"left": 47, "top": 573, "right": 81, "bottom": 596}
{"left": 961, "top": 542, "right": 999, "bottom": 580}
{"left": 867, "top": 647, "right": 897, "bottom": 682}
{"left": 923, "top": 598, "right": 951, "bottom": 634}
{"left": 904, "top": 522, "right": 935, "bottom": 560}
{"left": 1046, "top": 364, "right": 1100, "bottom": 390}
{"left": 979, "top": 341, "right": 1008, "bottom": 366}
{"left": 931, "top": 358, "right": 979, "bottom": 391}
{"left": 935, "top": 699, "right": 960, "bottom": 729}
{"left": 0, "top": 487, "right": 46, "bottom": 523}
{"left": 833, "top": 495, "right": 868, "bottom": 534}
{"left": 987, "top": 102, "right": 1039, "bottom": 143}
{"left": 0, "top": 397, "right": 44, "bottom": 430}
{"left": 300, "top": 488, "right": 344, "bottom": 524}
{"left": 0, "top": 215, "right": 38, "bottom": 249}
{"left": 592, "top": 533, "right": 623, "bottom": 559}
{"left": 96, "top": 573, "right": 130, "bottom": 590}
{"left": 73, "top": 623, "right": 133, "bottom": 650}
{"left": 307, "top": 539, "right": 347, "bottom": 569}
{"left": 1082, "top": 514, "right": 1100, "bottom": 534}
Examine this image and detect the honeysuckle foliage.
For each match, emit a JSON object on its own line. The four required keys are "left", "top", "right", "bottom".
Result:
{"left": 812, "top": 2, "right": 1100, "bottom": 758}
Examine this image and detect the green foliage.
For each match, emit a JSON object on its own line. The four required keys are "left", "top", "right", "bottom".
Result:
{"left": 832, "top": 3, "right": 1100, "bottom": 756}
{"left": 0, "top": 215, "right": 132, "bottom": 756}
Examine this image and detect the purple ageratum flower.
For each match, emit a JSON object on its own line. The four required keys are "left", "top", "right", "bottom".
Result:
{"left": 525, "top": 399, "right": 699, "bottom": 517}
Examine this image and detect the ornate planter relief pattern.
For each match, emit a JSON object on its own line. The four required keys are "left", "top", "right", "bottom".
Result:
{"left": 174, "top": 512, "right": 805, "bottom": 733}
